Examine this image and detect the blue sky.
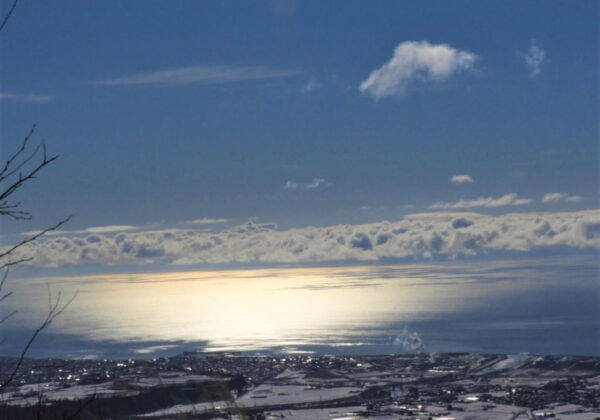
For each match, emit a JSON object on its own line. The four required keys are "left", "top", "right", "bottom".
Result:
{"left": 0, "top": 1, "right": 598, "bottom": 271}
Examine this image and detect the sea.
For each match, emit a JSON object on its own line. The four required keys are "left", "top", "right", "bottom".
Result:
{"left": 2, "top": 255, "right": 598, "bottom": 360}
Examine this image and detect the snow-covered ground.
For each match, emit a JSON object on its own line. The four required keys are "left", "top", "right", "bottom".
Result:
{"left": 476, "top": 353, "right": 531, "bottom": 375}
{"left": 137, "top": 400, "right": 229, "bottom": 417}
{"left": 0, "top": 370, "right": 216, "bottom": 407}
{"left": 236, "top": 383, "right": 361, "bottom": 407}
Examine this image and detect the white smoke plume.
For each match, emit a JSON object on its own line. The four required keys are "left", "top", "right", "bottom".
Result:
{"left": 394, "top": 328, "right": 425, "bottom": 353}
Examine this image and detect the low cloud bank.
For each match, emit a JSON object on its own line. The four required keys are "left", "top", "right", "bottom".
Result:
{"left": 7, "top": 210, "right": 599, "bottom": 268}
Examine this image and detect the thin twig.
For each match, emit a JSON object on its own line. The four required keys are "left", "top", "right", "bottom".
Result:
{"left": 0, "top": 310, "right": 16, "bottom": 324}
{"left": 0, "top": 0, "right": 18, "bottom": 33}
{"left": 0, "top": 268, "right": 8, "bottom": 292}
{"left": 0, "top": 124, "right": 34, "bottom": 180}
{"left": 0, "top": 291, "right": 14, "bottom": 304}
{"left": 0, "top": 141, "right": 42, "bottom": 184}
{"left": 65, "top": 388, "right": 97, "bottom": 420}
{"left": 0, "top": 216, "right": 71, "bottom": 260}
{"left": 0, "top": 151, "right": 59, "bottom": 203}
{"left": 0, "top": 258, "right": 33, "bottom": 271}
{"left": 0, "top": 290, "right": 78, "bottom": 390}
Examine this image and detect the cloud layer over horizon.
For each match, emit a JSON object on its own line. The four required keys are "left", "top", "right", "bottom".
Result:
{"left": 7, "top": 210, "right": 599, "bottom": 268}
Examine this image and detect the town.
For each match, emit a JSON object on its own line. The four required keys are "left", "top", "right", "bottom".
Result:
{"left": 0, "top": 352, "right": 598, "bottom": 419}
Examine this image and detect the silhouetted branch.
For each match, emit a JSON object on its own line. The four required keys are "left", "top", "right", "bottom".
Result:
{"left": 0, "top": 2, "right": 76, "bottom": 404}
{"left": 0, "top": 257, "right": 34, "bottom": 272}
{"left": 0, "top": 125, "right": 39, "bottom": 182}
{"left": 0, "top": 136, "right": 59, "bottom": 220}
{"left": 0, "top": 216, "right": 71, "bottom": 261}
{"left": 0, "top": 126, "right": 73, "bottom": 393}
{"left": 0, "top": 0, "right": 18, "bottom": 33}
{"left": 0, "top": 291, "right": 14, "bottom": 304}
{"left": 0, "top": 267, "right": 9, "bottom": 291}
{"left": 0, "top": 309, "right": 17, "bottom": 324}
{"left": 0, "top": 289, "right": 78, "bottom": 390}
{"left": 64, "top": 388, "right": 97, "bottom": 420}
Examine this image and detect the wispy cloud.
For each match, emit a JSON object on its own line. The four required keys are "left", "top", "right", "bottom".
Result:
{"left": 21, "top": 224, "right": 141, "bottom": 236}
{"left": 279, "top": 163, "right": 306, "bottom": 170}
{"left": 306, "top": 177, "right": 325, "bottom": 189}
{"left": 0, "top": 92, "right": 55, "bottom": 103}
{"left": 430, "top": 193, "right": 533, "bottom": 209}
{"left": 521, "top": 40, "right": 545, "bottom": 78}
{"left": 542, "top": 192, "right": 582, "bottom": 203}
{"left": 359, "top": 41, "right": 477, "bottom": 99}
{"left": 300, "top": 78, "right": 319, "bottom": 94}
{"left": 285, "top": 177, "right": 326, "bottom": 190}
{"left": 186, "top": 218, "right": 230, "bottom": 225}
{"left": 93, "top": 65, "right": 302, "bottom": 87}
{"left": 284, "top": 180, "right": 299, "bottom": 190}
{"left": 450, "top": 174, "right": 474, "bottom": 184}
{"left": 8, "top": 210, "right": 599, "bottom": 267}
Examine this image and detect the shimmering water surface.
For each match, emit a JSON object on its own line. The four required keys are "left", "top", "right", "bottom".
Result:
{"left": 3, "top": 256, "right": 598, "bottom": 359}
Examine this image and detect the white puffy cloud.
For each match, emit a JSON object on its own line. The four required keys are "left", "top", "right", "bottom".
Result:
{"left": 94, "top": 65, "right": 302, "bottom": 87}
{"left": 450, "top": 174, "right": 474, "bottom": 184}
{"left": 522, "top": 40, "right": 545, "bottom": 78}
{"left": 359, "top": 41, "right": 477, "bottom": 99}
{"left": 542, "top": 192, "right": 583, "bottom": 203}
{"left": 5, "top": 210, "right": 599, "bottom": 268}
{"left": 542, "top": 193, "right": 568, "bottom": 203}
{"left": 430, "top": 193, "right": 532, "bottom": 209}
{"left": 285, "top": 178, "right": 325, "bottom": 190}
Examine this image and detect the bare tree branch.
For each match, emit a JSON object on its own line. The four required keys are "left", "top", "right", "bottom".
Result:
{"left": 0, "top": 126, "right": 73, "bottom": 394}
{"left": 0, "top": 0, "right": 18, "bottom": 33}
{"left": 0, "top": 289, "right": 78, "bottom": 390}
{"left": 0, "top": 216, "right": 71, "bottom": 261}
{"left": 64, "top": 387, "right": 97, "bottom": 420}
{"left": 0, "top": 147, "right": 59, "bottom": 217}
{"left": 0, "top": 125, "right": 39, "bottom": 182}
{"left": 0, "top": 125, "right": 63, "bottom": 221}
{"left": 1, "top": 1, "right": 77, "bottom": 401}
{"left": 0, "top": 258, "right": 33, "bottom": 272}
{"left": 0, "top": 267, "right": 9, "bottom": 291}
{"left": 0, "top": 309, "right": 17, "bottom": 324}
{"left": 0, "top": 291, "right": 14, "bottom": 304}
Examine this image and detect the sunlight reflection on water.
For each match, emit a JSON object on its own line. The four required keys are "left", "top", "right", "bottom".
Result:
{"left": 4, "top": 256, "right": 599, "bottom": 358}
